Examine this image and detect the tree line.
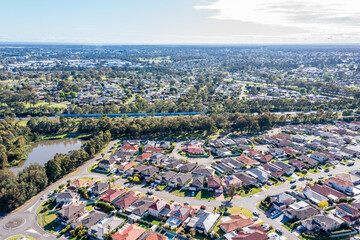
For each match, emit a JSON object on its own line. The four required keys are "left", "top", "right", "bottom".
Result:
{"left": 0, "top": 131, "right": 111, "bottom": 212}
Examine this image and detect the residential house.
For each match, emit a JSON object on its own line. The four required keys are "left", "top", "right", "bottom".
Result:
{"left": 247, "top": 168, "right": 270, "bottom": 183}
{"left": 169, "top": 173, "right": 192, "bottom": 188}
{"left": 99, "top": 188, "right": 126, "bottom": 203}
{"left": 114, "top": 191, "right": 139, "bottom": 210}
{"left": 193, "top": 165, "right": 215, "bottom": 177}
{"left": 207, "top": 176, "right": 223, "bottom": 194}
{"left": 88, "top": 182, "right": 109, "bottom": 196}
{"left": 232, "top": 225, "right": 268, "bottom": 240}
{"left": 186, "top": 210, "right": 220, "bottom": 234}
{"left": 149, "top": 153, "right": 167, "bottom": 165}
{"left": 237, "top": 154, "right": 260, "bottom": 167}
{"left": 143, "top": 230, "right": 166, "bottom": 240}
{"left": 136, "top": 153, "right": 155, "bottom": 162}
{"left": 223, "top": 175, "right": 243, "bottom": 190}
{"left": 56, "top": 203, "right": 86, "bottom": 225}
{"left": 56, "top": 192, "right": 80, "bottom": 205}
{"left": 188, "top": 147, "right": 205, "bottom": 155}
{"left": 177, "top": 162, "right": 196, "bottom": 173}
{"left": 140, "top": 166, "right": 160, "bottom": 180}
{"left": 302, "top": 214, "right": 343, "bottom": 232}
{"left": 325, "top": 177, "right": 354, "bottom": 195}
{"left": 121, "top": 145, "right": 139, "bottom": 152}
{"left": 98, "top": 159, "right": 116, "bottom": 171}
{"left": 233, "top": 172, "right": 258, "bottom": 187}
{"left": 213, "top": 148, "right": 233, "bottom": 157}
{"left": 222, "top": 157, "right": 245, "bottom": 171}
{"left": 220, "top": 214, "right": 254, "bottom": 233}
{"left": 70, "top": 179, "right": 96, "bottom": 189}
{"left": 89, "top": 216, "right": 124, "bottom": 240}
{"left": 268, "top": 148, "right": 287, "bottom": 160}
{"left": 283, "top": 205, "right": 320, "bottom": 221}
{"left": 117, "top": 162, "right": 137, "bottom": 174}
{"left": 308, "top": 184, "right": 346, "bottom": 201}
{"left": 111, "top": 224, "right": 146, "bottom": 240}
{"left": 144, "top": 147, "right": 163, "bottom": 153}
{"left": 189, "top": 176, "right": 204, "bottom": 191}
{"left": 254, "top": 154, "right": 273, "bottom": 164}
{"left": 148, "top": 199, "right": 168, "bottom": 218}
{"left": 155, "top": 171, "right": 177, "bottom": 185}
{"left": 270, "top": 161, "right": 295, "bottom": 175}
{"left": 302, "top": 187, "right": 328, "bottom": 204}
{"left": 165, "top": 205, "right": 195, "bottom": 227}
{"left": 260, "top": 164, "right": 284, "bottom": 179}
{"left": 72, "top": 210, "right": 107, "bottom": 229}
{"left": 127, "top": 196, "right": 154, "bottom": 217}
{"left": 335, "top": 203, "right": 360, "bottom": 225}
{"left": 270, "top": 193, "right": 296, "bottom": 211}
{"left": 289, "top": 159, "right": 310, "bottom": 170}
{"left": 310, "top": 152, "right": 329, "bottom": 162}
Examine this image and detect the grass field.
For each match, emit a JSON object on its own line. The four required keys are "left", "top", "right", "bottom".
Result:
{"left": 227, "top": 207, "right": 253, "bottom": 218}
{"left": 240, "top": 188, "right": 263, "bottom": 197}
{"left": 6, "top": 235, "right": 36, "bottom": 240}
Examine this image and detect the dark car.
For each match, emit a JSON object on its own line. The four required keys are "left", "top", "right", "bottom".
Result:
{"left": 290, "top": 185, "right": 296, "bottom": 189}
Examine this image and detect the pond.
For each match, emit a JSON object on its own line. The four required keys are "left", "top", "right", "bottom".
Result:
{"left": 10, "top": 138, "right": 83, "bottom": 174}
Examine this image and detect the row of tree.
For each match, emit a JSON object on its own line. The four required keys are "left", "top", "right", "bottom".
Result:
{"left": 0, "top": 131, "right": 111, "bottom": 212}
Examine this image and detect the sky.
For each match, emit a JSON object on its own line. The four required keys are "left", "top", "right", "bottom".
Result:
{"left": 1, "top": 0, "right": 360, "bottom": 44}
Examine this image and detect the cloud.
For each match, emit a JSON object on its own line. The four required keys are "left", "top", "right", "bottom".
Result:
{"left": 194, "top": 0, "right": 360, "bottom": 35}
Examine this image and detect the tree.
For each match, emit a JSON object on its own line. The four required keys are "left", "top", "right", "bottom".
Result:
{"left": 189, "top": 228, "right": 196, "bottom": 237}
{"left": 318, "top": 201, "right": 328, "bottom": 209}
{"left": 227, "top": 184, "right": 237, "bottom": 201}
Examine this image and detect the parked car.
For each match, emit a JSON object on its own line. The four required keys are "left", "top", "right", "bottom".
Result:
{"left": 267, "top": 181, "right": 273, "bottom": 186}
{"left": 324, "top": 169, "right": 330, "bottom": 173}
{"left": 253, "top": 211, "right": 259, "bottom": 216}
{"left": 318, "top": 176, "right": 324, "bottom": 179}
{"left": 290, "top": 179, "right": 296, "bottom": 184}
{"left": 290, "top": 185, "right": 296, "bottom": 189}
{"left": 275, "top": 228, "right": 282, "bottom": 234}
{"left": 280, "top": 177, "right": 286, "bottom": 182}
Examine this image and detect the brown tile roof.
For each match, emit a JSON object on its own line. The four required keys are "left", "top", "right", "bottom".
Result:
{"left": 220, "top": 214, "right": 254, "bottom": 232}
{"left": 144, "top": 230, "right": 166, "bottom": 240}
{"left": 111, "top": 224, "right": 146, "bottom": 240}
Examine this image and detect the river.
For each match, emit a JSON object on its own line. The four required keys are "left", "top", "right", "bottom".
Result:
{"left": 10, "top": 138, "right": 83, "bottom": 174}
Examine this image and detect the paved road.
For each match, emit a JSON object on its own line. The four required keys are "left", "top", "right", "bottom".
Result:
{"left": 1, "top": 139, "right": 359, "bottom": 240}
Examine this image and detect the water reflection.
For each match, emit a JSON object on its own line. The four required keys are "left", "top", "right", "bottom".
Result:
{"left": 10, "top": 138, "right": 83, "bottom": 174}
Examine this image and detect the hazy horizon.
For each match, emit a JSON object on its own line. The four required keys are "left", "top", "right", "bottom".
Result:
{"left": 2, "top": 0, "right": 360, "bottom": 45}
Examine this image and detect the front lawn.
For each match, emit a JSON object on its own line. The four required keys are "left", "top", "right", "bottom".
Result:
{"left": 227, "top": 207, "right": 253, "bottom": 218}
{"left": 240, "top": 187, "right": 263, "bottom": 197}
{"left": 171, "top": 189, "right": 187, "bottom": 197}
{"left": 37, "top": 199, "right": 60, "bottom": 234}
{"left": 195, "top": 191, "right": 216, "bottom": 200}
{"left": 85, "top": 205, "right": 94, "bottom": 211}
{"left": 142, "top": 216, "right": 163, "bottom": 226}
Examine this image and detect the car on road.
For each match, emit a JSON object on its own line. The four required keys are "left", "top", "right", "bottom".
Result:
{"left": 253, "top": 211, "right": 259, "bottom": 216}
{"left": 275, "top": 228, "right": 282, "bottom": 234}
{"left": 290, "top": 179, "right": 296, "bottom": 184}
{"left": 340, "top": 162, "right": 346, "bottom": 166}
{"left": 324, "top": 169, "right": 330, "bottom": 173}
{"left": 290, "top": 185, "right": 296, "bottom": 189}
{"left": 318, "top": 176, "right": 324, "bottom": 179}
{"left": 251, "top": 216, "right": 258, "bottom": 221}
{"left": 184, "top": 201, "right": 190, "bottom": 205}
{"left": 147, "top": 190, "right": 154, "bottom": 195}
{"left": 328, "top": 173, "right": 333, "bottom": 177}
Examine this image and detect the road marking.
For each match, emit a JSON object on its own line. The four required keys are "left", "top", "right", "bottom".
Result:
{"left": 26, "top": 228, "right": 40, "bottom": 235}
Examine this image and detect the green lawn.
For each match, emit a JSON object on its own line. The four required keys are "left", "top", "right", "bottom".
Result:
{"left": 142, "top": 216, "right": 163, "bottom": 225}
{"left": 227, "top": 207, "right": 253, "bottom": 218}
{"left": 6, "top": 235, "right": 36, "bottom": 240}
{"left": 308, "top": 168, "right": 319, "bottom": 174}
{"left": 86, "top": 205, "right": 95, "bottom": 211}
{"left": 195, "top": 191, "right": 216, "bottom": 200}
{"left": 157, "top": 184, "right": 167, "bottom": 191}
{"left": 38, "top": 201, "right": 60, "bottom": 234}
{"left": 284, "top": 175, "right": 295, "bottom": 181}
{"left": 88, "top": 164, "right": 98, "bottom": 172}
{"left": 171, "top": 189, "right": 187, "bottom": 197}
{"left": 240, "top": 188, "right": 263, "bottom": 197}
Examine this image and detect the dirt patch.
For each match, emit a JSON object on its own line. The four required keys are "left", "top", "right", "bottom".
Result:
{"left": 5, "top": 217, "right": 25, "bottom": 229}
